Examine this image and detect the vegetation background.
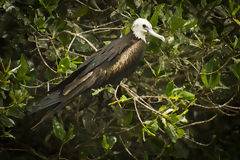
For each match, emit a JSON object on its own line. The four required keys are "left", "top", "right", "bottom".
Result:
{"left": 0, "top": 0, "right": 240, "bottom": 159}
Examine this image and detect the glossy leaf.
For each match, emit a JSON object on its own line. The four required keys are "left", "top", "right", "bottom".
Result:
{"left": 170, "top": 17, "right": 186, "bottom": 33}
{"left": 201, "top": 58, "right": 221, "bottom": 88}
{"left": 165, "top": 81, "right": 175, "bottom": 96}
{"left": 17, "top": 54, "right": 30, "bottom": 81}
{"left": 39, "top": 0, "right": 60, "bottom": 12}
{"left": 150, "top": 4, "right": 165, "bottom": 27}
{"left": 144, "top": 119, "right": 158, "bottom": 135}
{"left": 229, "top": 59, "right": 240, "bottom": 79}
{"left": 184, "top": 19, "right": 198, "bottom": 29}
{"left": 52, "top": 117, "right": 66, "bottom": 142}
{"left": 73, "top": 6, "right": 89, "bottom": 18}
{"left": 123, "top": 111, "right": 133, "bottom": 126}
{"left": 0, "top": 115, "right": 15, "bottom": 128}
{"left": 102, "top": 135, "right": 117, "bottom": 151}
{"left": 164, "top": 122, "right": 178, "bottom": 143}
{"left": 102, "top": 135, "right": 109, "bottom": 150}
{"left": 63, "top": 123, "right": 75, "bottom": 143}
{"left": 140, "top": 4, "right": 151, "bottom": 18}
{"left": 179, "top": 91, "right": 195, "bottom": 100}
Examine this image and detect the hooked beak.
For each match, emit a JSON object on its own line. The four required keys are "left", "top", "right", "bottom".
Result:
{"left": 148, "top": 29, "right": 165, "bottom": 42}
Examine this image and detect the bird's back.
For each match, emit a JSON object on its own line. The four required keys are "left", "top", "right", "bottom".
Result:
{"left": 30, "top": 31, "right": 146, "bottom": 128}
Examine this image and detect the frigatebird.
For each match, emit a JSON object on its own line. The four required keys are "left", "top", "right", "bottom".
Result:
{"left": 31, "top": 18, "right": 165, "bottom": 128}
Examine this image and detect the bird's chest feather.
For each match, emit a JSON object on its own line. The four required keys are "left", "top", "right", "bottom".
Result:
{"left": 105, "top": 40, "right": 146, "bottom": 82}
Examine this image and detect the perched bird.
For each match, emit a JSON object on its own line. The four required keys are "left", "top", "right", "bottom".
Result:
{"left": 31, "top": 18, "right": 165, "bottom": 128}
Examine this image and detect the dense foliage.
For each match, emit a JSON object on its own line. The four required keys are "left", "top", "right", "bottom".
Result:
{"left": 0, "top": 0, "right": 240, "bottom": 159}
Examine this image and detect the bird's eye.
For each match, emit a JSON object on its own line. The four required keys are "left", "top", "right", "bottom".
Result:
{"left": 142, "top": 24, "right": 147, "bottom": 28}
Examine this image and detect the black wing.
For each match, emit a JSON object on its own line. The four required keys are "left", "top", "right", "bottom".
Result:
{"left": 50, "top": 31, "right": 137, "bottom": 93}
{"left": 31, "top": 31, "right": 144, "bottom": 128}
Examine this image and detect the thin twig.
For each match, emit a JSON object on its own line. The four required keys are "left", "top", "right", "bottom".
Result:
{"left": 81, "top": 18, "right": 124, "bottom": 29}
{"left": 200, "top": 55, "right": 233, "bottom": 75}
{"left": 50, "top": 38, "right": 61, "bottom": 59}
{"left": 80, "top": 27, "right": 123, "bottom": 35}
{"left": 68, "top": 35, "right": 76, "bottom": 52}
{"left": 184, "top": 135, "right": 216, "bottom": 147}
{"left": 179, "top": 114, "right": 217, "bottom": 128}
{"left": 75, "top": 0, "right": 109, "bottom": 12}
{"left": 114, "top": 84, "right": 121, "bottom": 107}
{"left": 63, "top": 31, "right": 98, "bottom": 52}
{"left": 20, "top": 77, "right": 65, "bottom": 89}
{"left": 133, "top": 98, "right": 145, "bottom": 128}
{"left": 120, "top": 82, "right": 163, "bottom": 116}
{"left": 35, "top": 36, "right": 57, "bottom": 73}
{"left": 119, "top": 136, "right": 138, "bottom": 160}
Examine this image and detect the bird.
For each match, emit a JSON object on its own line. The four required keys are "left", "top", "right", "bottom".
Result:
{"left": 30, "top": 18, "right": 165, "bottom": 128}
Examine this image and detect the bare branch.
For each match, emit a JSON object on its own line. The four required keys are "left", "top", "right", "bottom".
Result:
{"left": 179, "top": 114, "right": 217, "bottom": 128}
{"left": 63, "top": 30, "right": 98, "bottom": 52}
{"left": 119, "top": 136, "right": 138, "bottom": 160}
{"left": 35, "top": 36, "right": 57, "bottom": 73}
{"left": 184, "top": 135, "right": 216, "bottom": 147}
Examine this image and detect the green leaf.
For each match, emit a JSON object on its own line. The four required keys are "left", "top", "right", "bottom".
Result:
{"left": 176, "top": 128, "right": 186, "bottom": 138}
{"left": 184, "top": 19, "right": 198, "bottom": 29}
{"left": 123, "top": 111, "right": 133, "bottom": 126}
{"left": 165, "top": 81, "right": 175, "bottom": 96}
{"left": 144, "top": 119, "right": 158, "bottom": 135}
{"left": 201, "top": 69, "right": 209, "bottom": 88}
{"left": 118, "top": 0, "right": 127, "bottom": 12}
{"left": 201, "top": 0, "right": 207, "bottom": 7}
{"left": 4, "top": 59, "right": 11, "bottom": 73}
{"left": 229, "top": 59, "right": 240, "bottom": 79}
{"left": 164, "top": 122, "right": 178, "bottom": 143}
{"left": 63, "top": 123, "right": 75, "bottom": 143}
{"left": 102, "top": 135, "right": 117, "bottom": 151}
{"left": 9, "top": 87, "right": 28, "bottom": 104}
{"left": 52, "top": 117, "right": 66, "bottom": 142}
{"left": 229, "top": 0, "right": 234, "bottom": 12}
{"left": 39, "top": 0, "right": 60, "bottom": 12}
{"left": 133, "top": 0, "right": 142, "bottom": 8}
{"left": 73, "top": 6, "right": 89, "bottom": 18}
{"left": 0, "top": 96, "right": 2, "bottom": 107}
{"left": 52, "top": 19, "right": 67, "bottom": 38}
{"left": 201, "top": 58, "right": 221, "bottom": 88}
{"left": 150, "top": 4, "right": 165, "bottom": 27}
{"left": 170, "top": 17, "right": 186, "bottom": 33}
{"left": 102, "top": 135, "right": 109, "bottom": 150}
{"left": 140, "top": 4, "right": 151, "bottom": 18}
{"left": 144, "top": 58, "right": 156, "bottom": 77}
{"left": 232, "top": 5, "right": 240, "bottom": 16}
{"left": 179, "top": 91, "right": 195, "bottom": 100}
{"left": 6, "top": 106, "right": 25, "bottom": 118}
{"left": 57, "top": 55, "right": 76, "bottom": 74}
{"left": 0, "top": 115, "right": 15, "bottom": 128}
{"left": 167, "top": 114, "right": 179, "bottom": 123}
{"left": 17, "top": 54, "right": 30, "bottom": 81}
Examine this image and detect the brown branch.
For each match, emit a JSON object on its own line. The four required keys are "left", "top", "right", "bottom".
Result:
{"left": 80, "top": 27, "right": 123, "bottom": 35}
{"left": 179, "top": 114, "right": 217, "bottom": 128}
{"left": 133, "top": 98, "right": 145, "bottom": 128}
{"left": 20, "top": 77, "right": 65, "bottom": 89}
{"left": 68, "top": 35, "right": 76, "bottom": 52}
{"left": 63, "top": 30, "right": 98, "bottom": 52}
{"left": 184, "top": 135, "right": 216, "bottom": 147}
{"left": 120, "top": 82, "right": 163, "bottom": 116}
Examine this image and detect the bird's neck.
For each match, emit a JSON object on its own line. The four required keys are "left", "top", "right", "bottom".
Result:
{"left": 131, "top": 29, "right": 146, "bottom": 42}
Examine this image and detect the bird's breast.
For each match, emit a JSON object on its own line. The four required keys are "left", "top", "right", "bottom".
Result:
{"left": 105, "top": 40, "right": 146, "bottom": 83}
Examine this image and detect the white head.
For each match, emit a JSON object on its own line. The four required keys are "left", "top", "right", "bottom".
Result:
{"left": 131, "top": 18, "right": 165, "bottom": 43}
